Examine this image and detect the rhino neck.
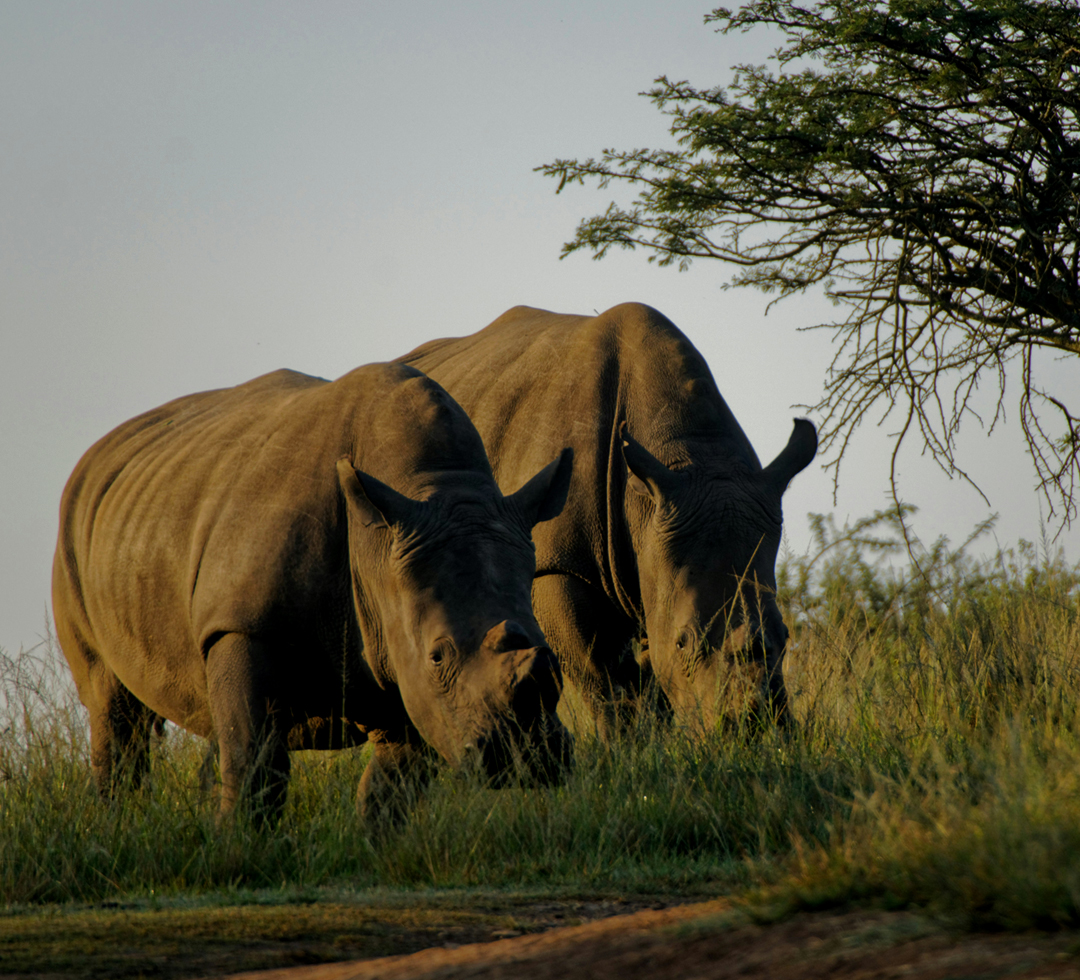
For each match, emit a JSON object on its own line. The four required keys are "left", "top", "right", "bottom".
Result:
{"left": 334, "top": 364, "right": 494, "bottom": 491}
{"left": 624, "top": 383, "right": 760, "bottom": 478}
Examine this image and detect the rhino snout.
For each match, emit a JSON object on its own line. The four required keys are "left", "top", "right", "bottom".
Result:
{"left": 451, "top": 622, "right": 569, "bottom": 784}
{"left": 480, "top": 620, "right": 563, "bottom": 719}
{"left": 462, "top": 640, "right": 570, "bottom": 785}
{"left": 484, "top": 619, "right": 536, "bottom": 654}
{"left": 507, "top": 645, "right": 562, "bottom": 719}
{"left": 722, "top": 610, "right": 787, "bottom": 664}
{"left": 725, "top": 613, "right": 790, "bottom": 728}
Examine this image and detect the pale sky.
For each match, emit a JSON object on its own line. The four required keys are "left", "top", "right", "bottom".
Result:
{"left": 3, "top": 0, "right": 1076, "bottom": 657}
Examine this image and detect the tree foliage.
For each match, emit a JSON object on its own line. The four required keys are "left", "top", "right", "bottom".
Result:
{"left": 539, "top": 0, "right": 1080, "bottom": 521}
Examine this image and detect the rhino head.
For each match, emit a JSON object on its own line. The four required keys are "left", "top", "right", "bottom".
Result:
{"left": 622, "top": 420, "right": 817, "bottom": 732}
{"left": 336, "top": 451, "right": 573, "bottom": 786}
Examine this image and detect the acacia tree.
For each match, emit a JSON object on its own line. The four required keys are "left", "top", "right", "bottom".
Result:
{"left": 540, "top": 0, "right": 1080, "bottom": 522}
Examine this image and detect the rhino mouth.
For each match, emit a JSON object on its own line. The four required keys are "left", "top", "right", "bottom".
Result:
{"left": 464, "top": 714, "right": 573, "bottom": 788}
{"left": 676, "top": 656, "right": 789, "bottom": 736}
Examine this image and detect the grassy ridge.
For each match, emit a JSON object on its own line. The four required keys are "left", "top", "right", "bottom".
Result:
{"left": 2, "top": 508, "right": 1079, "bottom": 928}
{"left": 770, "top": 509, "right": 1080, "bottom": 928}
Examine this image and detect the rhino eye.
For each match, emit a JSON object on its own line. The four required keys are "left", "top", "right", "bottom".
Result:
{"left": 675, "top": 629, "right": 707, "bottom": 669}
{"left": 429, "top": 639, "right": 455, "bottom": 667}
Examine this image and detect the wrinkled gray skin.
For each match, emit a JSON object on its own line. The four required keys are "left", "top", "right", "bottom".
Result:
{"left": 52, "top": 363, "right": 572, "bottom": 823}
{"left": 399, "top": 303, "right": 817, "bottom": 734}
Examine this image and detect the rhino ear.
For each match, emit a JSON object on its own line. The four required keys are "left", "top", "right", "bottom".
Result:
{"left": 509, "top": 448, "right": 573, "bottom": 527}
{"left": 336, "top": 457, "right": 419, "bottom": 530}
{"left": 762, "top": 419, "right": 818, "bottom": 494}
{"left": 620, "top": 422, "right": 680, "bottom": 502}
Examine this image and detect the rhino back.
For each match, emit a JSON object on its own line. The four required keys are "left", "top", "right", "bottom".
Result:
{"left": 400, "top": 303, "right": 760, "bottom": 605}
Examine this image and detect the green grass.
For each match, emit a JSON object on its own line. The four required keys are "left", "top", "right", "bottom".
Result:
{"left": 3, "top": 506, "right": 1080, "bottom": 930}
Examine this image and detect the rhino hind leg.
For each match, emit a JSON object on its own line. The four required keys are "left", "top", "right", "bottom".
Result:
{"left": 531, "top": 574, "right": 654, "bottom": 739}
{"left": 93, "top": 677, "right": 157, "bottom": 797}
{"left": 58, "top": 633, "right": 156, "bottom": 797}
{"left": 357, "top": 731, "right": 433, "bottom": 832}
{"left": 205, "top": 632, "right": 290, "bottom": 824}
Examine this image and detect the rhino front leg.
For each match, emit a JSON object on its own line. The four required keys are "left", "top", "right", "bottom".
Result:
{"left": 205, "top": 632, "right": 290, "bottom": 824}
{"left": 357, "top": 730, "right": 433, "bottom": 831}
{"left": 531, "top": 573, "right": 653, "bottom": 739}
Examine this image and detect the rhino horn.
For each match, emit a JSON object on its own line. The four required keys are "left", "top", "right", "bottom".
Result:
{"left": 336, "top": 456, "right": 421, "bottom": 529}
{"left": 508, "top": 448, "right": 573, "bottom": 527}
{"left": 620, "top": 422, "right": 681, "bottom": 502}
{"left": 761, "top": 419, "right": 817, "bottom": 494}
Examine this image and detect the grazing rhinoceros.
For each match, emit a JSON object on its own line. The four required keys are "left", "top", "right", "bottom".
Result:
{"left": 52, "top": 362, "right": 572, "bottom": 823}
{"left": 398, "top": 303, "right": 816, "bottom": 734}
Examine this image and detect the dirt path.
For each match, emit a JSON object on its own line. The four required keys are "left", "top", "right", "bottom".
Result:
{"left": 209, "top": 901, "right": 1080, "bottom": 980}
{"left": 6, "top": 896, "right": 1080, "bottom": 979}
{"left": 0, "top": 894, "right": 682, "bottom": 979}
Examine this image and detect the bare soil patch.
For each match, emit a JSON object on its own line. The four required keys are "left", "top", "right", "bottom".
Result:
{"left": 211, "top": 902, "right": 1080, "bottom": 980}
{"left": 6, "top": 896, "right": 1080, "bottom": 980}
{"left": 0, "top": 893, "right": 678, "bottom": 980}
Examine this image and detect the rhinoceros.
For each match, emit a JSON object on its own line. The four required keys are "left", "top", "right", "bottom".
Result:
{"left": 398, "top": 303, "right": 816, "bottom": 733}
{"left": 52, "top": 362, "right": 572, "bottom": 822}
